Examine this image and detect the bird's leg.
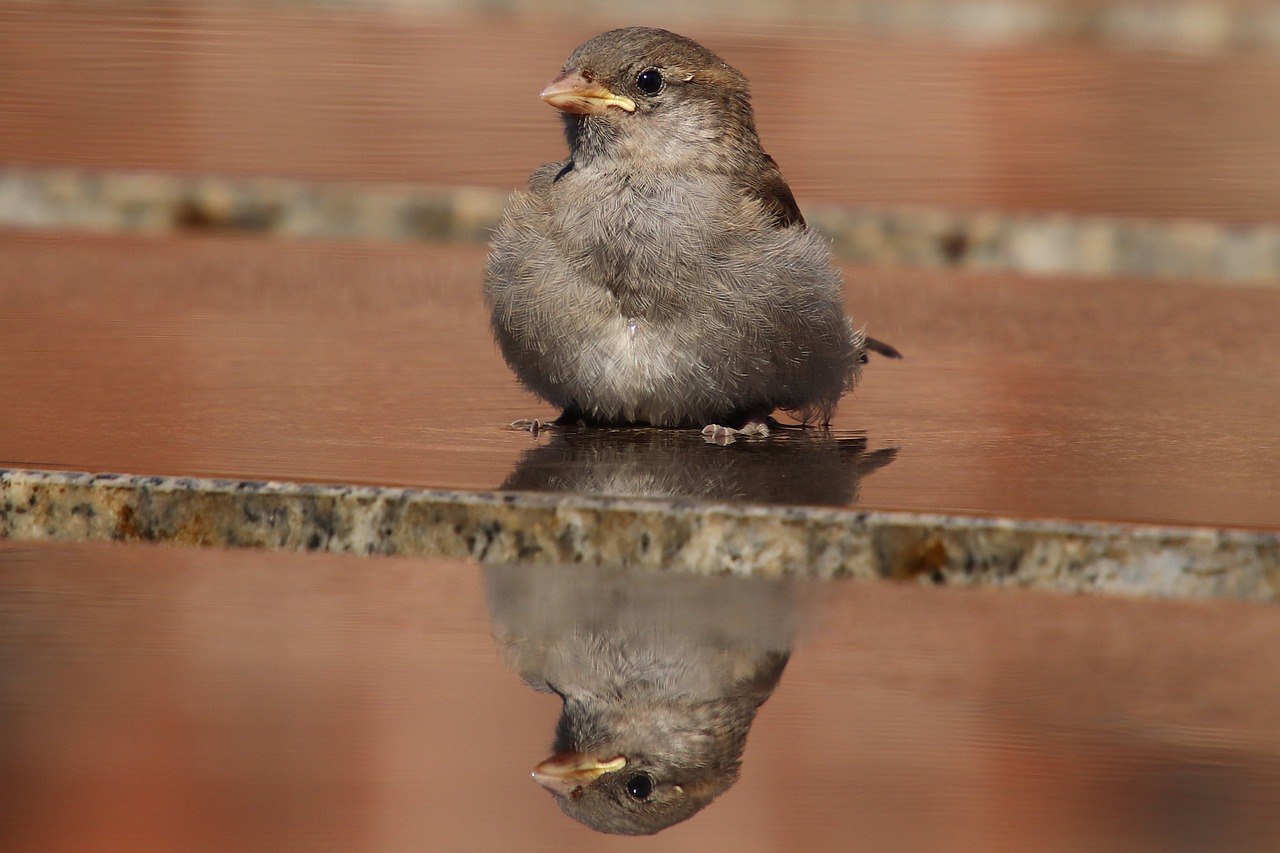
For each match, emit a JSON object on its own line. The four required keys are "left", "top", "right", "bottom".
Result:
{"left": 510, "top": 406, "right": 587, "bottom": 434}
{"left": 701, "top": 424, "right": 736, "bottom": 444}
{"left": 509, "top": 418, "right": 553, "bottom": 434}
{"left": 701, "top": 409, "right": 773, "bottom": 445}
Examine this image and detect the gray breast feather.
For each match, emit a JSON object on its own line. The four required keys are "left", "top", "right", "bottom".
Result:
{"left": 483, "top": 166, "right": 862, "bottom": 426}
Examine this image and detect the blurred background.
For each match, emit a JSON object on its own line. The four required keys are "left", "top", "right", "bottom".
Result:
{"left": 3, "top": 0, "right": 1279, "bottom": 281}
{"left": 3, "top": 1, "right": 1280, "bottom": 851}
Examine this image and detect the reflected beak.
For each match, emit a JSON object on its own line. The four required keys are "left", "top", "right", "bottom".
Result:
{"left": 531, "top": 752, "right": 626, "bottom": 798}
{"left": 540, "top": 70, "right": 636, "bottom": 115}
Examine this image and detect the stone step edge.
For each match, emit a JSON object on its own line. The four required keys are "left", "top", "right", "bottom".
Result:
{"left": 2, "top": 468, "right": 1276, "bottom": 603}
{"left": 2, "top": 166, "right": 1277, "bottom": 286}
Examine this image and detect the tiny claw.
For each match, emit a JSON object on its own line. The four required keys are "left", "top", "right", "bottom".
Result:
{"left": 738, "top": 420, "right": 771, "bottom": 438}
{"left": 510, "top": 418, "right": 549, "bottom": 434}
{"left": 701, "top": 424, "right": 739, "bottom": 445}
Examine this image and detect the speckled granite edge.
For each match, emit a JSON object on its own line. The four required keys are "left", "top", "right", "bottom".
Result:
{"left": 3, "top": 167, "right": 1278, "bottom": 286}
{"left": 2, "top": 469, "right": 1276, "bottom": 603}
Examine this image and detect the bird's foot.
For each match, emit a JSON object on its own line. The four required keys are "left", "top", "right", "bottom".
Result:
{"left": 510, "top": 407, "right": 587, "bottom": 435}
{"left": 510, "top": 418, "right": 554, "bottom": 435}
{"left": 702, "top": 419, "right": 771, "bottom": 446}
{"left": 701, "top": 424, "right": 739, "bottom": 445}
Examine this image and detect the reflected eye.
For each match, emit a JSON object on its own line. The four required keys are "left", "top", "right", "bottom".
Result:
{"left": 625, "top": 774, "right": 654, "bottom": 800}
{"left": 635, "top": 68, "right": 664, "bottom": 95}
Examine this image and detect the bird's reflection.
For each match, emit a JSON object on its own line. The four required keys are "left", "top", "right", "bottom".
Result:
{"left": 484, "top": 561, "right": 807, "bottom": 835}
{"left": 501, "top": 428, "right": 896, "bottom": 506}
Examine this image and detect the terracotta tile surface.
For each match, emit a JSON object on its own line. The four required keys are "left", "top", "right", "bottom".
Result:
{"left": 2, "top": 232, "right": 1278, "bottom": 528}
{"left": 1, "top": 541, "right": 1277, "bottom": 850}
{"left": 3, "top": 5, "right": 1280, "bottom": 221}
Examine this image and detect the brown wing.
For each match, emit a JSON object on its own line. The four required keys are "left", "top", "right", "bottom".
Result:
{"left": 745, "top": 153, "right": 806, "bottom": 229}
{"left": 748, "top": 154, "right": 905, "bottom": 361}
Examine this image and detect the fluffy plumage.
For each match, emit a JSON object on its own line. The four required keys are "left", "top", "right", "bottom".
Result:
{"left": 484, "top": 27, "right": 893, "bottom": 430}
{"left": 485, "top": 562, "right": 797, "bottom": 835}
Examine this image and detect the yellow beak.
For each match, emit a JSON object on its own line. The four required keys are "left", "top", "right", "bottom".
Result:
{"left": 531, "top": 752, "right": 626, "bottom": 798}
{"left": 540, "top": 70, "right": 636, "bottom": 115}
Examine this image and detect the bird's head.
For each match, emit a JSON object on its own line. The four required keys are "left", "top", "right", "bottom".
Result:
{"left": 531, "top": 740, "right": 736, "bottom": 837}
{"left": 529, "top": 652, "right": 788, "bottom": 835}
{"left": 540, "top": 27, "right": 760, "bottom": 169}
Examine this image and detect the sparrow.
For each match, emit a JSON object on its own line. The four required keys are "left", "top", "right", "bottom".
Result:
{"left": 484, "top": 27, "right": 899, "bottom": 438}
{"left": 485, "top": 561, "right": 799, "bottom": 835}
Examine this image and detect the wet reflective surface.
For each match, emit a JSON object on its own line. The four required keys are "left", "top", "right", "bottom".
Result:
{"left": 3, "top": 4, "right": 1280, "bottom": 221}
{"left": 3, "top": 233, "right": 1280, "bottom": 528}
{"left": 5, "top": 4, "right": 1279, "bottom": 849}
{"left": 502, "top": 429, "right": 897, "bottom": 506}
{"left": 2, "top": 540, "right": 1279, "bottom": 849}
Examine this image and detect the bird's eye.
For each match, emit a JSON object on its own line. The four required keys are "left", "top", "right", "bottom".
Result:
{"left": 635, "top": 68, "right": 664, "bottom": 95}
{"left": 625, "top": 773, "right": 654, "bottom": 801}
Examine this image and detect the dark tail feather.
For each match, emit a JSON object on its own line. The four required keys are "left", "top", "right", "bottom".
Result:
{"left": 863, "top": 336, "right": 903, "bottom": 362}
